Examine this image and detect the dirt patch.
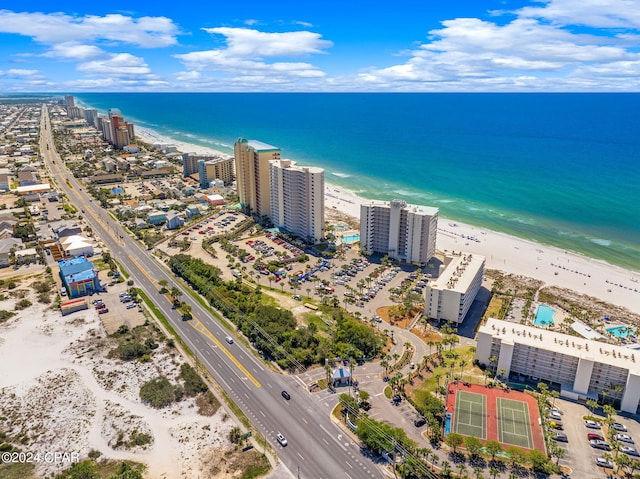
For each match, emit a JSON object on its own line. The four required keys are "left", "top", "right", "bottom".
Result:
{"left": 376, "top": 306, "right": 443, "bottom": 344}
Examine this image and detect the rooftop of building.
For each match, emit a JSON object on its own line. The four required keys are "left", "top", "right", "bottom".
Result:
{"left": 270, "top": 159, "right": 324, "bottom": 174}
{"left": 480, "top": 317, "right": 640, "bottom": 373}
{"left": 431, "top": 252, "right": 485, "bottom": 293}
{"left": 361, "top": 199, "right": 439, "bottom": 217}
{"left": 59, "top": 256, "right": 96, "bottom": 279}
{"left": 247, "top": 139, "right": 280, "bottom": 152}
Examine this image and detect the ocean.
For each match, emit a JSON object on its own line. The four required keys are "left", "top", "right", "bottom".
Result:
{"left": 72, "top": 93, "right": 640, "bottom": 272}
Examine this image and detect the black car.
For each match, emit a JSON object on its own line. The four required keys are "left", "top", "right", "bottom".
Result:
{"left": 414, "top": 417, "right": 427, "bottom": 427}
{"left": 281, "top": 390, "right": 291, "bottom": 400}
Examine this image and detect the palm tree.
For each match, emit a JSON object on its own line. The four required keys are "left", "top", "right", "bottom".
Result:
{"left": 459, "top": 359, "right": 468, "bottom": 380}
{"left": 473, "top": 467, "right": 483, "bottom": 479}
{"left": 427, "top": 340, "right": 435, "bottom": 356}
{"left": 457, "top": 463, "right": 468, "bottom": 478}
{"left": 441, "top": 460, "right": 451, "bottom": 478}
{"left": 489, "top": 467, "right": 500, "bottom": 479}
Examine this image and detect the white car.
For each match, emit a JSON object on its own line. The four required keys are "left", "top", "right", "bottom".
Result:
{"left": 622, "top": 446, "right": 640, "bottom": 456}
{"left": 225, "top": 336, "right": 234, "bottom": 344}
{"left": 276, "top": 433, "right": 288, "bottom": 447}
{"left": 613, "top": 422, "right": 628, "bottom": 432}
{"left": 596, "top": 457, "right": 613, "bottom": 468}
{"left": 585, "top": 420, "right": 601, "bottom": 429}
{"left": 616, "top": 433, "right": 634, "bottom": 444}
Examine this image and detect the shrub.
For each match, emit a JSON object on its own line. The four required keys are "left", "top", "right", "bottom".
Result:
{"left": 139, "top": 376, "right": 175, "bottom": 408}
{"left": 180, "top": 364, "right": 208, "bottom": 397}
{"left": 15, "top": 299, "right": 32, "bottom": 310}
{"left": 118, "top": 342, "right": 149, "bottom": 361}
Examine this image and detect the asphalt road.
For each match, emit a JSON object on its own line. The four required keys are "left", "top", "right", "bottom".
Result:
{"left": 39, "top": 106, "right": 384, "bottom": 479}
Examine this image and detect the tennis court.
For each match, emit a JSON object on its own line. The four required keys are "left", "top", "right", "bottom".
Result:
{"left": 453, "top": 390, "right": 486, "bottom": 439}
{"left": 497, "top": 397, "right": 534, "bottom": 449}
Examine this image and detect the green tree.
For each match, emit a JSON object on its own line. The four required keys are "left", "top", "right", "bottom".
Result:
{"left": 55, "top": 460, "right": 98, "bottom": 479}
{"left": 485, "top": 440, "right": 503, "bottom": 460}
{"left": 489, "top": 466, "right": 500, "bottom": 479}
{"left": 506, "top": 446, "right": 528, "bottom": 467}
{"left": 464, "top": 435, "right": 483, "bottom": 458}
{"left": 445, "top": 432, "right": 464, "bottom": 453}
{"left": 528, "top": 449, "right": 549, "bottom": 472}
{"left": 108, "top": 462, "right": 143, "bottom": 479}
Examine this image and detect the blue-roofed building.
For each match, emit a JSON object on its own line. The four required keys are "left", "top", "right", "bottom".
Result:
{"left": 147, "top": 210, "right": 167, "bottom": 225}
{"left": 59, "top": 257, "right": 99, "bottom": 298}
{"left": 185, "top": 205, "right": 200, "bottom": 218}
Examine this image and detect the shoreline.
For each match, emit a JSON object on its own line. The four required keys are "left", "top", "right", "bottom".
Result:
{"left": 135, "top": 128, "right": 640, "bottom": 315}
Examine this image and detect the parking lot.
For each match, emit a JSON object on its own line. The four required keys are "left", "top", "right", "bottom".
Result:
{"left": 546, "top": 397, "right": 640, "bottom": 478}
{"left": 92, "top": 282, "right": 146, "bottom": 334}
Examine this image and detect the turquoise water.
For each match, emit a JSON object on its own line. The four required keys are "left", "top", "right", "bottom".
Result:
{"left": 534, "top": 305, "right": 556, "bottom": 327}
{"left": 72, "top": 93, "right": 640, "bottom": 272}
{"left": 342, "top": 235, "right": 360, "bottom": 243}
{"left": 607, "top": 326, "right": 634, "bottom": 338}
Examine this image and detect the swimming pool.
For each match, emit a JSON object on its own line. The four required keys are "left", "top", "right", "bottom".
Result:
{"left": 342, "top": 234, "right": 360, "bottom": 243}
{"left": 607, "top": 326, "right": 635, "bottom": 338}
{"left": 534, "top": 304, "right": 556, "bottom": 327}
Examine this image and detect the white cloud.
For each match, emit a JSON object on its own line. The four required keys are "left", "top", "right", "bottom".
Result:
{"left": 358, "top": 3, "right": 640, "bottom": 91}
{"left": 516, "top": 0, "right": 640, "bottom": 29}
{"left": 7, "top": 69, "right": 39, "bottom": 77}
{"left": 0, "top": 10, "right": 180, "bottom": 48}
{"left": 198, "top": 27, "right": 332, "bottom": 57}
{"left": 77, "top": 53, "right": 152, "bottom": 76}
{"left": 44, "top": 43, "right": 104, "bottom": 60}
{"left": 174, "top": 27, "right": 331, "bottom": 86}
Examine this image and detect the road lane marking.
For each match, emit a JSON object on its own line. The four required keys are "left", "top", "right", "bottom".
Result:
{"left": 302, "top": 417, "right": 308, "bottom": 424}
{"left": 189, "top": 318, "right": 261, "bottom": 388}
{"left": 297, "top": 452, "right": 305, "bottom": 461}
{"left": 132, "top": 253, "right": 262, "bottom": 391}
{"left": 346, "top": 461, "right": 353, "bottom": 469}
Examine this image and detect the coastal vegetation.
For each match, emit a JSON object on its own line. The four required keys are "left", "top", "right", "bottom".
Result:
{"left": 168, "top": 253, "right": 385, "bottom": 368}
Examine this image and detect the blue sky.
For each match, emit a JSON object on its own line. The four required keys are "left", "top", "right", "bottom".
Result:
{"left": 1, "top": 0, "right": 639, "bottom": 92}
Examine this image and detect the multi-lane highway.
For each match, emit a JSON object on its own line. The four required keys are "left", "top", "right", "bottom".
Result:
{"left": 39, "top": 106, "right": 384, "bottom": 479}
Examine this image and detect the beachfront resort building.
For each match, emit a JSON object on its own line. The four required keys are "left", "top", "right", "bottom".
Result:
{"left": 182, "top": 153, "right": 234, "bottom": 187}
{"left": 269, "top": 159, "right": 325, "bottom": 243}
{"left": 476, "top": 318, "right": 640, "bottom": 413}
{"left": 360, "top": 199, "right": 438, "bottom": 264}
{"left": 234, "top": 138, "right": 281, "bottom": 218}
{"left": 424, "top": 252, "right": 485, "bottom": 323}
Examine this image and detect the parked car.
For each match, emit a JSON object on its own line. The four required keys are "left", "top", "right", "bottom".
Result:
{"left": 612, "top": 422, "right": 628, "bottom": 432}
{"left": 596, "top": 457, "right": 614, "bottom": 468}
{"left": 126, "top": 303, "right": 137, "bottom": 309}
{"left": 616, "top": 434, "right": 634, "bottom": 444}
{"left": 292, "top": 295, "right": 302, "bottom": 301}
{"left": 588, "top": 433, "right": 605, "bottom": 441}
{"left": 276, "top": 433, "right": 288, "bottom": 447}
{"left": 98, "top": 308, "right": 109, "bottom": 314}
{"left": 552, "top": 432, "right": 568, "bottom": 442}
{"left": 585, "top": 420, "right": 601, "bottom": 429}
{"left": 590, "top": 439, "right": 611, "bottom": 450}
{"left": 414, "top": 417, "right": 427, "bottom": 428}
{"left": 549, "top": 421, "right": 563, "bottom": 430}
{"left": 548, "top": 411, "right": 562, "bottom": 421}
{"left": 622, "top": 446, "right": 640, "bottom": 456}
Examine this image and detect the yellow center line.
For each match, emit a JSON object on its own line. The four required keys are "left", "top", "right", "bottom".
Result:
{"left": 127, "top": 255, "right": 260, "bottom": 387}
{"left": 189, "top": 318, "right": 261, "bottom": 388}
{"left": 128, "top": 255, "right": 158, "bottom": 289}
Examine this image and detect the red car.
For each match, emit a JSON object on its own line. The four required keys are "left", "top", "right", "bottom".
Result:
{"left": 588, "top": 433, "right": 605, "bottom": 441}
{"left": 98, "top": 308, "right": 109, "bottom": 314}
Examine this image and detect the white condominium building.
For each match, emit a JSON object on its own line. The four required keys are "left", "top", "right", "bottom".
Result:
{"left": 234, "top": 138, "right": 281, "bottom": 218}
{"left": 476, "top": 318, "right": 640, "bottom": 413}
{"left": 424, "top": 252, "right": 485, "bottom": 323}
{"left": 269, "top": 159, "right": 325, "bottom": 243}
{"left": 360, "top": 199, "right": 438, "bottom": 264}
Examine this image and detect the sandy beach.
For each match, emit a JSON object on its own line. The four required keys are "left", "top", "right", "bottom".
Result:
{"left": 135, "top": 128, "right": 640, "bottom": 316}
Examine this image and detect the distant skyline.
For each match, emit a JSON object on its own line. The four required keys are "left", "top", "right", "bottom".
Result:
{"left": 1, "top": 0, "right": 639, "bottom": 92}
